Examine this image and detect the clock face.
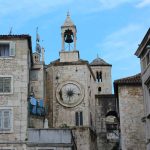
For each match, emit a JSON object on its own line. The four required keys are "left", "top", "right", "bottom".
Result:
{"left": 56, "top": 81, "right": 84, "bottom": 107}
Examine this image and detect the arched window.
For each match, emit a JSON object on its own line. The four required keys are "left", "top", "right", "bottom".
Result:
{"left": 98, "top": 87, "right": 101, "bottom": 93}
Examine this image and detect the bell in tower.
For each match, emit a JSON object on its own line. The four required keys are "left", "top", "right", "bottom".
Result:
{"left": 61, "top": 12, "right": 77, "bottom": 51}
{"left": 64, "top": 29, "right": 73, "bottom": 43}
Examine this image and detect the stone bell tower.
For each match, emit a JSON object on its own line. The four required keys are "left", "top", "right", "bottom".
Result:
{"left": 60, "top": 12, "right": 79, "bottom": 62}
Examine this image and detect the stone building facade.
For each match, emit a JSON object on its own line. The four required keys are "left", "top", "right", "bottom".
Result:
{"left": 46, "top": 13, "right": 98, "bottom": 150}
{"left": 95, "top": 94, "right": 119, "bottom": 150}
{"left": 114, "top": 74, "right": 146, "bottom": 150}
{"left": 0, "top": 35, "right": 32, "bottom": 149}
{"left": 0, "top": 14, "right": 119, "bottom": 150}
{"left": 135, "top": 28, "right": 150, "bottom": 150}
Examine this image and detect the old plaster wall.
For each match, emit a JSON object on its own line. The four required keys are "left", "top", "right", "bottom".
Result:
{"left": 119, "top": 85, "right": 146, "bottom": 150}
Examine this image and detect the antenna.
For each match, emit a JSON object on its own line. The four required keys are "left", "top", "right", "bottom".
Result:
{"left": 9, "top": 27, "right": 13, "bottom": 35}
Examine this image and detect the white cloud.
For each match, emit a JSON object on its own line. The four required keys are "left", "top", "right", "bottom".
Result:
{"left": 0, "top": 0, "right": 72, "bottom": 19}
{"left": 71, "top": 0, "right": 138, "bottom": 13}
{"left": 136, "top": 0, "right": 150, "bottom": 8}
{"left": 97, "top": 24, "right": 141, "bottom": 62}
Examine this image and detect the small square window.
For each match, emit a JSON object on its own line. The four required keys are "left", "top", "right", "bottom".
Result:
{"left": 0, "top": 43, "right": 9, "bottom": 56}
{"left": 0, "top": 41, "right": 15, "bottom": 57}
{"left": 0, "top": 77, "right": 11, "bottom": 93}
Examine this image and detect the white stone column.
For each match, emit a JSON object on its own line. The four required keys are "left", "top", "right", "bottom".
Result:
{"left": 61, "top": 33, "right": 65, "bottom": 51}
{"left": 74, "top": 32, "right": 76, "bottom": 50}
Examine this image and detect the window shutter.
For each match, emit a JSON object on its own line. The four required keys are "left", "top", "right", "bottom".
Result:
{"left": 10, "top": 42, "right": 16, "bottom": 56}
{"left": 80, "top": 112, "right": 83, "bottom": 126}
{"left": 3, "top": 110, "right": 10, "bottom": 129}
{"left": 75, "top": 112, "right": 79, "bottom": 126}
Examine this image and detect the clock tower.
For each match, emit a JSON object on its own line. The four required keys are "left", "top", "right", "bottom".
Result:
{"left": 59, "top": 12, "right": 79, "bottom": 62}
{"left": 46, "top": 13, "right": 97, "bottom": 150}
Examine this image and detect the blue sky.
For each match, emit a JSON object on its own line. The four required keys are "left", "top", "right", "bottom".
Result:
{"left": 0, "top": 0, "right": 150, "bottom": 82}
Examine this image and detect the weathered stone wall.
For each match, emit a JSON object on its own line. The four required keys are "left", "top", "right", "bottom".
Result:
{"left": 72, "top": 127, "right": 97, "bottom": 150}
{"left": 45, "top": 66, "right": 54, "bottom": 127}
{"left": 118, "top": 85, "right": 146, "bottom": 150}
{"left": 60, "top": 51, "right": 79, "bottom": 62}
{"left": 28, "top": 115, "right": 44, "bottom": 128}
{"left": 0, "top": 144, "right": 27, "bottom": 150}
{"left": 95, "top": 95, "right": 118, "bottom": 150}
{"left": 30, "top": 63, "right": 45, "bottom": 100}
{"left": 27, "top": 147, "right": 71, "bottom": 150}
{"left": 27, "top": 128, "right": 75, "bottom": 150}
{"left": 141, "top": 59, "right": 150, "bottom": 150}
{"left": 46, "top": 63, "right": 97, "bottom": 150}
{"left": 90, "top": 66, "right": 112, "bottom": 94}
{"left": 48, "top": 64, "right": 95, "bottom": 128}
{"left": 0, "top": 39, "right": 30, "bottom": 149}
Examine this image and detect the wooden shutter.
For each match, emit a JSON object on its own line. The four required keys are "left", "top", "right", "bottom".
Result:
{"left": 3, "top": 110, "right": 10, "bottom": 129}
{"left": 10, "top": 42, "right": 16, "bottom": 56}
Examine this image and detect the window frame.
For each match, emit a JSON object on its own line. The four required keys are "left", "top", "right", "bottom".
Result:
{"left": 0, "top": 75, "right": 13, "bottom": 95}
{"left": 0, "top": 108, "right": 13, "bottom": 133}
{"left": 0, "top": 41, "right": 15, "bottom": 58}
{"left": 36, "top": 148, "right": 56, "bottom": 150}
{"left": 75, "top": 111, "right": 83, "bottom": 126}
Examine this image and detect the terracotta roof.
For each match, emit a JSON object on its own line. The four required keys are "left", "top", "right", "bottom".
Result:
{"left": 90, "top": 57, "right": 112, "bottom": 66}
{"left": 49, "top": 59, "right": 89, "bottom": 66}
{"left": 114, "top": 73, "right": 141, "bottom": 85}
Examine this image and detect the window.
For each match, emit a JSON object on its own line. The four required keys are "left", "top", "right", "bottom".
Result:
{"left": 0, "top": 77, "right": 11, "bottom": 93}
{"left": 75, "top": 111, "right": 83, "bottom": 126}
{"left": 96, "top": 71, "right": 102, "bottom": 82}
{"left": 0, "top": 110, "right": 11, "bottom": 130}
{"left": 98, "top": 87, "right": 101, "bottom": 93}
{"left": 0, "top": 41, "right": 15, "bottom": 57}
{"left": 146, "top": 51, "right": 150, "bottom": 65}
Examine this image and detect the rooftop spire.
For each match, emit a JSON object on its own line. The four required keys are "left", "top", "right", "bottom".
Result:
{"left": 62, "top": 11, "right": 75, "bottom": 27}
{"left": 35, "top": 27, "right": 41, "bottom": 53}
{"left": 97, "top": 53, "right": 99, "bottom": 59}
{"left": 67, "top": 11, "right": 70, "bottom": 17}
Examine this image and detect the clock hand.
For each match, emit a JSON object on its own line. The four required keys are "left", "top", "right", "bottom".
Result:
{"left": 68, "top": 96, "right": 71, "bottom": 103}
